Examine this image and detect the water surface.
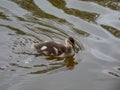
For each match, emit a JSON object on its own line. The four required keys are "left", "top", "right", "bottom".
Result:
{"left": 0, "top": 0, "right": 120, "bottom": 90}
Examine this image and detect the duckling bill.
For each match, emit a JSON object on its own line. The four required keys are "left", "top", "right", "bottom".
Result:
{"left": 31, "top": 36, "right": 79, "bottom": 57}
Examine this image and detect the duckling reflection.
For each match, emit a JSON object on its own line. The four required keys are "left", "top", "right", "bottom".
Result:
{"left": 65, "top": 56, "right": 78, "bottom": 70}
{"left": 28, "top": 56, "right": 77, "bottom": 74}
{"left": 45, "top": 55, "right": 77, "bottom": 70}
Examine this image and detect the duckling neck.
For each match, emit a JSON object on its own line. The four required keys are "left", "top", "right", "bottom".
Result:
{"left": 65, "top": 45, "right": 73, "bottom": 53}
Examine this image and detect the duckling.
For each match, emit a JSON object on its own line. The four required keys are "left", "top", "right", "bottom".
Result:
{"left": 31, "top": 36, "right": 79, "bottom": 58}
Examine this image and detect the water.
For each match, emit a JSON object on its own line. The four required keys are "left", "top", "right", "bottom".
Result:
{"left": 0, "top": 0, "right": 120, "bottom": 90}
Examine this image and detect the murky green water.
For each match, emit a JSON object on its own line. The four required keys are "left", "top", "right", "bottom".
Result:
{"left": 0, "top": 0, "right": 120, "bottom": 90}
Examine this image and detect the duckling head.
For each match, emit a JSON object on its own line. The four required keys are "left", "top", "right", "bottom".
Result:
{"left": 65, "top": 36, "right": 79, "bottom": 53}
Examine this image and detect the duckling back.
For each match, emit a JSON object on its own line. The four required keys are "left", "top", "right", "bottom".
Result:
{"left": 32, "top": 41, "right": 66, "bottom": 56}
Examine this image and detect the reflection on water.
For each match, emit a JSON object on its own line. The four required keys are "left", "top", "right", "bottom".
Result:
{"left": 0, "top": 0, "right": 120, "bottom": 90}
{"left": 28, "top": 57, "right": 76, "bottom": 75}
{"left": 48, "top": 0, "right": 99, "bottom": 22}
{"left": 108, "top": 72, "right": 120, "bottom": 77}
{"left": 83, "top": 0, "right": 120, "bottom": 10}
{"left": 101, "top": 24, "right": 120, "bottom": 38}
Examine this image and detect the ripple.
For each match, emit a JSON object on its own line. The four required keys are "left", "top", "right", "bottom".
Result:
{"left": 101, "top": 25, "right": 120, "bottom": 38}
{"left": 103, "top": 70, "right": 120, "bottom": 78}
{"left": 49, "top": 0, "right": 99, "bottom": 22}
{"left": 9, "top": 63, "right": 32, "bottom": 69}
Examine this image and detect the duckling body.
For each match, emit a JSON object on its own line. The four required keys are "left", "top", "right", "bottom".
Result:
{"left": 31, "top": 36, "right": 78, "bottom": 58}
